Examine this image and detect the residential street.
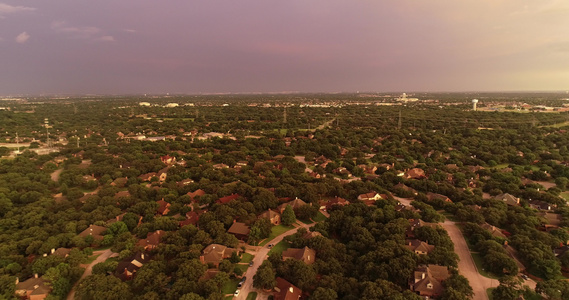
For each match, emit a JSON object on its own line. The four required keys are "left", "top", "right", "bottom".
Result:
{"left": 235, "top": 221, "right": 312, "bottom": 300}
{"left": 441, "top": 220, "right": 499, "bottom": 300}
{"left": 66, "top": 249, "right": 117, "bottom": 300}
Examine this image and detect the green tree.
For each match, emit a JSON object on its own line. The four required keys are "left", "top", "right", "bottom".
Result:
{"left": 492, "top": 276, "right": 522, "bottom": 300}
{"left": 281, "top": 205, "right": 296, "bottom": 226}
{"left": 75, "top": 274, "right": 133, "bottom": 300}
{"left": 310, "top": 287, "right": 337, "bottom": 300}
{"left": 253, "top": 261, "right": 276, "bottom": 290}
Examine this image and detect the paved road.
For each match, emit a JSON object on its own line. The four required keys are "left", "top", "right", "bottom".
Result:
{"left": 393, "top": 196, "right": 538, "bottom": 293}
{"left": 67, "top": 249, "right": 117, "bottom": 300}
{"left": 235, "top": 222, "right": 312, "bottom": 300}
{"left": 441, "top": 220, "right": 499, "bottom": 300}
{"left": 50, "top": 168, "right": 63, "bottom": 182}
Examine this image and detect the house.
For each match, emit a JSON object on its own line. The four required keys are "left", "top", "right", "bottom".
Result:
{"left": 15, "top": 275, "right": 51, "bottom": 300}
{"left": 160, "top": 155, "right": 176, "bottom": 165}
{"left": 405, "top": 239, "right": 435, "bottom": 255}
{"left": 200, "top": 269, "right": 220, "bottom": 281}
{"left": 410, "top": 265, "right": 450, "bottom": 298}
{"left": 51, "top": 248, "right": 71, "bottom": 258}
{"left": 217, "top": 193, "right": 240, "bottom": 204}
{"left": 321, "top": 196, "right": 349, "bottom": 211}
{"left": 259, "top": 210, "right": 281, "bottom": 225}
{"left": 213, "top": 163, "right": 229, "bottom": 169}
{"left": 538, "top": 212, "right": 562, "bottom": 227}
{"left": 529, "top": 200, "right": 554, "bottom": 211}
{"left": 393, "top": 183, "right": 418, "bottom": 196}
{"left": 179, "top": 211, "right": 200, "bottom": 227}
{"left": 426, "top": 192, "right": 452, "bottom": 203}
{"left": 138, "top": 172, "right": 157, "bottom": 182}
{"left": 227, "top": 222, "right": 250, "bottom": 240}
{"left": 405, "top": 168, "right": 426, "bottom": 179}
{"left": 406, "top": 219, "right": 438, "bottom": 238}
{"left": 78, "top": 225, "right": 106, "bottom": 241}
{"left": 116, "top": 252, "right": 151, "bottom": 281}
{"left": 274, "top": 277, "right": 302, "bottom": 300}
{"left": 187, "top": 189, "right": 206, "bottom": 201}
{"left": 282, "top": 246, "right": 316, "bottom": 265}
{"left": 200, "top": 244, "right": 235, "bottom": 267}
{"left": 302, "top": 231, "right": 322, "bottom": 239}
{"left": 357, "top": 192, "right": 382, "bottom": 201}
{"left": 156, "top": 199, "right": 171, "bottom": 215}
{"left": 495, "top": 193, "right": 520, "bottom": 206}
{"left": 114, "top": 190, "right": 131, "bottom": 199}
{"left": 82, "top": 174, "right": 97, "bottom": 182}
{"left": 157, "top": 167, "right": 169, "bottom": 182}
{"left": 137, "top": 230, "right": 165, "bottom": 250}
{"left": 278, "top": 198, "right": 307, "bottom": 213}
{"left": 111, "top": 177, "right": 128, "bottom": 187}
{"left": 480, "top": 223, "right": 507, "bottom": 238}
{"left": 177, "top": 178, "right": 194, "bottom": 187}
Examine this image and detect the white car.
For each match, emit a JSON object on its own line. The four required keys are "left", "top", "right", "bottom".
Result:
{"left": 234, "top": 289, "right": 240, "bottom": 297}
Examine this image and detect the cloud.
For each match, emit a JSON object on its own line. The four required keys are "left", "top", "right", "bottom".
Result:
{"left": 51, "top": 21, "right": 100, "bottom": 37}
{"left": 96, "top": 35, "right": 115, "bottom": 42}
{"left": 15, "top": 32, "right": 29, "bottom": 43}
{"left": 122, "top": 29, "right": 137, "bottom": 33}
{"left": 51, "top": 20, "right": 116, "bottom": 42}
{"left": 0, "top": 3, "right": 35, "bottom": 15}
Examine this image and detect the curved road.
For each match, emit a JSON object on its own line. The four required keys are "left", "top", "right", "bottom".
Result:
{"left": 235, "top": 222, "right": 312, "bottom": 300}
{"left": 441, "top": 220, "right": 498, "bottom": 300}
{"left": 67, "top": 249, "right": 117, "bottom": 300}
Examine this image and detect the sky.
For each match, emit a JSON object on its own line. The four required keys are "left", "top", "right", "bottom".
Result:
{"left": 1, "top": 0, "right": 569, "bottom": 95}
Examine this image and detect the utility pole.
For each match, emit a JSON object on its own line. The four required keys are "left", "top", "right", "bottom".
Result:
{"left": 398, "top": 109, "right": 402, "bottom": 130}
{"left": 44, "top": 118, "right": 50, "bottom": 148}
{"left": 77, "top": 137, "right": 80, "bottom": 148}
{"left": 16, "top": 132, "right": 20, "bottom": 153}
{"left": 283, "top": 106, "right": 287, "bottom": 124}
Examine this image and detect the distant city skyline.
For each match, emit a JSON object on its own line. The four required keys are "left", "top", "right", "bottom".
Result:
{"left": 1, "top": 1, "right": 568, "bottom": 95}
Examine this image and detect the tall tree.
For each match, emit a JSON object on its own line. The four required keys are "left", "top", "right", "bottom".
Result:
{"left": 281, "top": 205, "right": 296, "bottom": 226}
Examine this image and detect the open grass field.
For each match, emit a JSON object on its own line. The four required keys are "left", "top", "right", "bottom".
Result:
{"left": 268, "top": 241, "right": 291, "bottom": 255}
{"left": 312, "top": 211, "right": 328, "bottom": 222}
{"left": 259, "top": 225, "right": 295, "bottom": 246}
{"left": 240, "top": 253, "right": 254, "bottom": 263}
{"left": 221, "top": 278, "right": 240, "bottom": 295}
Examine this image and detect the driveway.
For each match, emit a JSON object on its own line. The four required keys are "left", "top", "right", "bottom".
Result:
{"left": 441, "top": 220, "right": 499, "bottom": 300}
{"left": 235, "top": 222, "right": 312, "bottom": 299}
{"left": 67, "top": 249, "right": 117, "bottom": 300}
{"left": 50, "top": 168, "right": 63, "bottom": 182}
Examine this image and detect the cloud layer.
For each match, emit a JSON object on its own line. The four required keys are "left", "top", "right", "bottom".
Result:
{"left": 15, "top": 31, "right": 29, "bottom": 43}
{"left": 0, "top": 1, "right": 568, "bottom": 95}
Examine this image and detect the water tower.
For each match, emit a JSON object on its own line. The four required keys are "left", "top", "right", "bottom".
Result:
{"left": 472, "top": 99, "right": 478, "bottom": 111}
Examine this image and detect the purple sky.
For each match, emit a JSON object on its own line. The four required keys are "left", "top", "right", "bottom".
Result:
{"left": 1, "top": 1, "right": 568, "bottom": 95}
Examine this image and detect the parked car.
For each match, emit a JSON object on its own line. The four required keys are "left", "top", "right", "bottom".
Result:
{"left": 521, "top": 274, "right": 529, "bottom": 280}
{"left": 234, "top": 289, "right": 240, "bottom": 296}
{"left": 268, "top": 244, "right": 274, "bottom": 248}
{"left": 249, "top": 261, "right": 254, "bottom": 267}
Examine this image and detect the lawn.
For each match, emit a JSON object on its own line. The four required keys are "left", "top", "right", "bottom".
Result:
{"left": 561, "top": 192, "right": 569, "bottom": 201}
{"left": 312, "top": 211, "right": 328, "bottom": 222}
{"left": 486, "top": 288, "right": 494, "bottom": 300}
{"left": 298, "top": 219, "right": 313, "bottom": 225}
{"left": 240, "top": 253, "right": 254, "bottom": 263}
{"left": 268, "top": 241, "right": 291, "bottom": 255}
{"left": 470, "top": 252, "right": 500, "bottom": 279}
{"left": 221, "top": 278, "right": 240, "bottom": 295}
{"left": 235, "top": 264, "right": 248, "bottom": 274}
{"left": 259, "top": 225, "right": 295, "bottom": 246}
{"left": 84, "top": 253, "right": 101, "bottom": 264}
{"left": 246, "top": 292, "right": 257, "bottom": 300}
